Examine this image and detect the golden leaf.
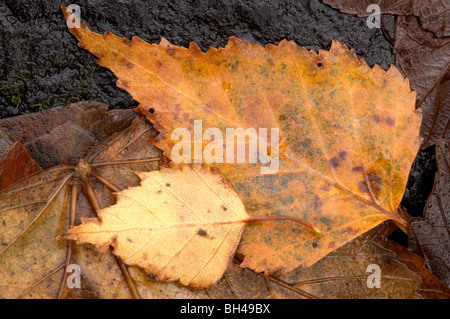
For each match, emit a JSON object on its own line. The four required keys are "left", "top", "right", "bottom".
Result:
{"left": 68, "top": 164, "right": 250, "bottom": 288}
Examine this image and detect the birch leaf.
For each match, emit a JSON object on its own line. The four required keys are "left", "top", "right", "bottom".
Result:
{"left": 68, "top": 164, "right": 250, "bottom": 288}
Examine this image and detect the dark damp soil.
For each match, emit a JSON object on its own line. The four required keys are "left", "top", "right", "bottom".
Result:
{"left": 0, "top": 0, "right": 437, "bottom": 243}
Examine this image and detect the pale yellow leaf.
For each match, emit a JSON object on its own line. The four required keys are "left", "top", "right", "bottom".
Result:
{"left": 68, "top": 164, "right": 250, "bottom": 288}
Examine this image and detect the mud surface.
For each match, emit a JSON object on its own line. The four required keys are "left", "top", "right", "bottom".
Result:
{"left": 0, "top": 0, "right": 436, "bottom": 237}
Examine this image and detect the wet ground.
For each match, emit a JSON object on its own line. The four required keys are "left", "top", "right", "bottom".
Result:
{"left": 0, "top": 0, "right": 437, "bottom": 243}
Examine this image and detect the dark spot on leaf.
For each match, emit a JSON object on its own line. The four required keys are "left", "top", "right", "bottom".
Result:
{"left": 222, "top": 205, "right": 227, "bottom": 211}
{"left": 127, "top": 237, "right": 133, "bottom": 243}
{"left": 149, "top": 107, "right": 155, "bottom": 114}
{"left": 329, "top": 156, "right": 340, "bottom": 168}
{"left": 385, "top": 116, "right": 395, "bottom": 126}
{"left": 147, "top": 273, "right": 157, "bottom": 281}
{"left": 373, "top": 114, "right": 381, "bottom": 123}
{"left": 339, "top": 150, "right": 347, "bottom": 160}
{"left": 197, "top": 229, "right": 208, "bottom": 237}
{"left": 368, "top": 171, "right": 382, "bottom": 197}
{"left": 343, "top": 226, "right": 358, "bottom": 235}
{"left": 156, "top": 190, "right": 162, "bottom": 194}
{"left": 317, "top": 61, "right": 323, "bottom": 67}
{"left": 166, "top": 183, "right": 171, "bottom": 187}
{"left": 352, "top": 166, "right": 363, "bottom": 172}
{"left": 312, "top": 242, "right": 318, "bottom": 248}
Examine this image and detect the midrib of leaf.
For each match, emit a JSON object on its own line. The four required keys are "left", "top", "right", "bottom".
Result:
{"left": 85, "top": 31, "right": 403, "bottom": 223}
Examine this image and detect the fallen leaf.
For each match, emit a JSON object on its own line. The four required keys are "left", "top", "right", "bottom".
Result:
{"left": 63, "top": 9, "right": 421, "bottom": 274}
{"left": 323, "top": 0, "right": 450, "bottom": 37}
{"left": 68, "top": 164, "right": 250, "bottom": 288}
{"left": 0, "top": 102, "right": 161, "bottom": 298}
{"left": 409, "top": 139, "right": 450, "bottom": 286}
{"left": 393, "top": 16, "right": 450, "bottom": 149}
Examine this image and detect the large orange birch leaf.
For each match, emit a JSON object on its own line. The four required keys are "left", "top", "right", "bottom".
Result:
{"left": 68, "top": 164, "right": 250, "bottom": 288}
{"left": 63, "top": 8, "right": 422, "bottom": 274}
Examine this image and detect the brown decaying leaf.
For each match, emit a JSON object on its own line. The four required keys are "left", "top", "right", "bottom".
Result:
{"left": 62, "top": 7, "right": 421, "bottom": 275}
{"left": 0, "top": 101, "right": 136, "bottom": 169}
{"left": 409, "top": 139, "right": 450, "bottom": 286}
{"left": 0, "top": 102, "right": 161, "bottom": 298}
{"left": 68, "top": 164, "right": 250, "bottom": 288}
{"left": 323, "top": 0, "right": 450, "bottom": 37}
{"left": 393, "top": 16, "right": 450, "bottom": 149}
